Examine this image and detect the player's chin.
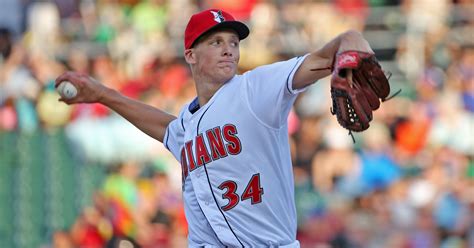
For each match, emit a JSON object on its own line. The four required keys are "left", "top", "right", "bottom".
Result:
{"left": 219, "top": 66, "right": 237, "bottom": 76}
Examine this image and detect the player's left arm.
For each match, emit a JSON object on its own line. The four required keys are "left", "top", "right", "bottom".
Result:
{"left": 292, "top": 30, "right": 373, "bottom": 90}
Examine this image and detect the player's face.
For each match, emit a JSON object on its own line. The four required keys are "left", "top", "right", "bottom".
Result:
{"left": 189, "top": 30, "right": 240, "bottom": 84}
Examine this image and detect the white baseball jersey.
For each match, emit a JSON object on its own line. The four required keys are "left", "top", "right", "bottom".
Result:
{"left": 164, "top": 55, "right": 308, "bottom": 247}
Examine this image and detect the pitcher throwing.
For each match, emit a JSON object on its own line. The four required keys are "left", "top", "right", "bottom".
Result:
{"left": 56, "top": 8, "right": 392, "bottom": 247}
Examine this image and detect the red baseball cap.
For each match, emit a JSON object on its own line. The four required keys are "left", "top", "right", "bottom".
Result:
{"left": 184, "top": 9, "right": 249, "bottom": 49}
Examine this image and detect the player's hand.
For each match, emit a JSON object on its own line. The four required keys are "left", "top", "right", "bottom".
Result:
{"left": 55, "top": 71, "right": 109, "bottom": 104}
{"left": 337, "top": 30, "right": 374, "bottom": 55}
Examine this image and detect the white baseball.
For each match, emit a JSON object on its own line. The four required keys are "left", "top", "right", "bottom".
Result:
{"left": 57, "top": 81, "right": 78, "bottom": 99}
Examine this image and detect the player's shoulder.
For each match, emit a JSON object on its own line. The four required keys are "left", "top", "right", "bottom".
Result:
{"left": 167, "top": 103, "right": 189, "bottom": 133}
{"left": 171, "top": 101, "right": 191, "bottom": 124}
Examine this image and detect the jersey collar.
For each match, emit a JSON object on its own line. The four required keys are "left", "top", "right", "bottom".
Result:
{"left": 188, "top": 97, "right": 200, "bottom": 114}
{"left": 187, "top": 75, "right": 237, "bottom": 115}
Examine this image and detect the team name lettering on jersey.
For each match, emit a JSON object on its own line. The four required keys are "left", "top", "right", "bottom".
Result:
{"left": 180, "top": 124, "right": 242, "bottom": 183}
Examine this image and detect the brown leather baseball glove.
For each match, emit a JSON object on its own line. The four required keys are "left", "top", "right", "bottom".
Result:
{"left": 325, "top": 51, "right": 399, "bottom": 141}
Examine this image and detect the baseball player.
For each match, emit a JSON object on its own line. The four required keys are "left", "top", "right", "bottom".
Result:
{"left": 56, "top": 8, "right": 377, "bottom": 248}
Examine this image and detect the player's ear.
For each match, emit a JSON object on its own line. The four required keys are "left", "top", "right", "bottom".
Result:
{"left": 184, "top": 49, "right": 197, "bottom": 64}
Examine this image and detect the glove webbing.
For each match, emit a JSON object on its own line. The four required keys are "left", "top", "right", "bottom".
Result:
{"left": 330, "top": 87, "right": 357, "bottom": 143}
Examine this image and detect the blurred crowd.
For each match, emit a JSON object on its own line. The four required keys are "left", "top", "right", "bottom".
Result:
{"left": 1, "top": 0, "right": 473, "bottom": 247}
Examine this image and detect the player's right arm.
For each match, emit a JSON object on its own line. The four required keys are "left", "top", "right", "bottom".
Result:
{"left": 55, "top": 71, "right": 177, "bottom": 143}
{"left": 292, "top": 30, "right": 374, "bottom": 90}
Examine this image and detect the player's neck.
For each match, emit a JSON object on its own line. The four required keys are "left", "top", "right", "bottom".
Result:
{"left": 195, "top": 81, "right": 224, "bottom": 107}
{"left": 194, "top": 76, "right": 227, "bottom": 107}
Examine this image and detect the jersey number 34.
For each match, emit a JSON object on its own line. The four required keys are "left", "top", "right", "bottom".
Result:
{"left": 218, "top": 173, "right": 264, "bottom": 211}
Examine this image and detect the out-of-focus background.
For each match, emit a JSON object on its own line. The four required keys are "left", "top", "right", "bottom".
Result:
{"left": 0, "top": 0, "right": 473, "bottom": 247}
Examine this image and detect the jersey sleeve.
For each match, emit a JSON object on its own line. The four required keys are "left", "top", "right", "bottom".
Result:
{"left": 163, "top": 108, "right": 186, "bottom": 161}
{"left": 242, "top": 54, "right": 310, "bottom": 128}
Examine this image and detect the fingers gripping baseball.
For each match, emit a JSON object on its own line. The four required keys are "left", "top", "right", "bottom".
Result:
{"left": 55, "top": 71, "right": 108, "bottom": 104}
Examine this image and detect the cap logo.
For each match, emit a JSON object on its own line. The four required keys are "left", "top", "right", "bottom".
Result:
{"left": 211, "top": 10, "right": 225, "bottom": 23}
